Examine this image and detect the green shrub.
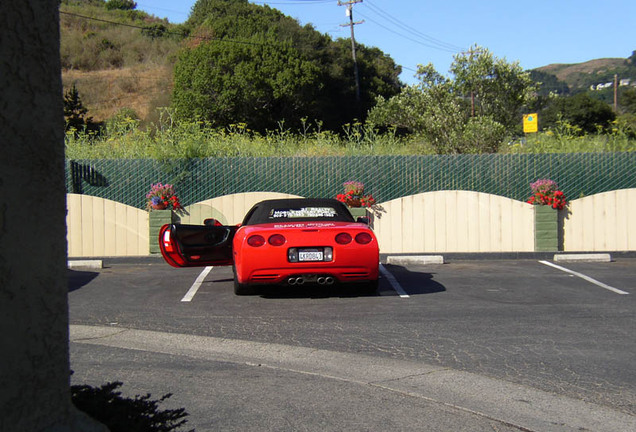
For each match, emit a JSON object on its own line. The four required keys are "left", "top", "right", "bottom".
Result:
{"left": 616, "top": 113, "right": 636, "bottom": 138}
{"left": 105, "top": 0, "right": 137, "bottom": 11}
{"left": 461, "top": 116, "right": 506, "bottom": 153}
{"left": 541, "top": 93, "right": 616, "bottom": 134}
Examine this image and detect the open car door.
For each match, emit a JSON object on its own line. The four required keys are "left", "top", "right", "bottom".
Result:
{"left": 158, "top": 223, "right": 237, "bottom": 268}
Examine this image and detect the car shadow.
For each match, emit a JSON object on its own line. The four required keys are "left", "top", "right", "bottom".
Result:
{"left": 68, "top": 269, "right": 99, "bottom": 293}
{"left": 258, "top": 284, "right": 378, "bottom": 299}
{"left": 256, "top": 265, "right": 445, "bottom": 299}
{"left": 381, "top": 264, "right": 446, "bottom": 296}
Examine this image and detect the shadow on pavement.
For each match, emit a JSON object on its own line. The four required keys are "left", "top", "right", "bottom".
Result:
{"left": 382, "top": 264, "right": 446, "bottom": 296}
{"left": 259, "top": 283, "right": 377, "bottom": 299}
{"left": 256, "top": 265, "right": 446, "bottom": 298}
{"left": 68, "top": 269, "right": 99, "bottom": 293}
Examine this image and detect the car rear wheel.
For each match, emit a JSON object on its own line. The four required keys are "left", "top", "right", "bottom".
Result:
{"left": 233, "top": 266, "right": 256, "bottom": 296}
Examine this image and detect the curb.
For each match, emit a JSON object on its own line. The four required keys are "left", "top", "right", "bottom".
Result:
{"left": 554, "top": 253, "right": 612, "bottom": 263}
{"left": 70, "top": 252, "right": 635, "bottom": 267}
{"left": 68, "top": 260, "right": 103, "bottom": 270}
{"left": 387, "top": 255, "right": 444, "bottom": 265}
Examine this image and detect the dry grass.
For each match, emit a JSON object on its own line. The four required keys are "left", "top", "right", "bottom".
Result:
{"left": 62, "top": 66, "right": 174, "bottom": 122}
{"left": 60, "top": 1, "right": 181, "bottom": 123}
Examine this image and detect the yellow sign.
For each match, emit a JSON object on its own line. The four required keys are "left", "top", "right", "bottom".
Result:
{"left": 523, "top": 113, "right": 538, "bottom": 133}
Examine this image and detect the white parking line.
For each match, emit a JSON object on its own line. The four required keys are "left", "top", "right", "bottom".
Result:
{"left": 539, "top": 261, "right": 629, "bottom": 295}
{"left": 181, "top": 266, "right": 214, "bottom": 302}
{"left": 379, "top": 264, "right": 410, "bottom": 298}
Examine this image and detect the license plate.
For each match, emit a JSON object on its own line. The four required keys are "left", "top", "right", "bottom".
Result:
{"left": 299, "top": 249, "right": 323, "bottom": 262}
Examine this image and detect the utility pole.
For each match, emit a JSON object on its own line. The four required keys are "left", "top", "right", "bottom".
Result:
{"left": 614, "top": 74, "right": 618, "bottom": 111}
{"left": 338, "top": 0, "right": 364, "bottom": 104}
{"left": 460, "top": 47, "right": 484, "bottom": 117}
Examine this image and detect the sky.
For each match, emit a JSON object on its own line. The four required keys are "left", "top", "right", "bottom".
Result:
{"left": 135, "top": 0, "right": 636, "bottom": 85}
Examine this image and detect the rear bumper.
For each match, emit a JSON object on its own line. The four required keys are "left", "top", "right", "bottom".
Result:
{"left": 239, "top": 264, "right": 379, "bottom": 285}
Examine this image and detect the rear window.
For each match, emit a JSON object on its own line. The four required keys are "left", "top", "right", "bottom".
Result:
{"left": 270, "top": 207, "right": 338, "bottom": 219}
{"left": 243, "top": 199, "right": 355, "bottom": 225}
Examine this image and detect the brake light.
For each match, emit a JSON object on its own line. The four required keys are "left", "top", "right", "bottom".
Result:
{"left": 268, "top": 234, "right": 286, "bottom": 246}
{"left": 335, "top": 233, "right": 352, "bottom": 244}
{"left": 162, "top": 230, "right": 175, "bottom": 252}
{"left": 158, "top": 225, "right": 187, "bottom": 268}
{"left": 247, "top": 235, "right": 265, "bottom": 247}
{"left": 355, "top": 232, "right": 373, "bottom": 245}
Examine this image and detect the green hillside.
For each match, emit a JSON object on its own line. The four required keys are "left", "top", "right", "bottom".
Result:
{"left": 60, "top": 0, "right": 184, "bottom": 122}
{"left": 534, "top": 52, "right": 636, "bottom": 92}
{"left": 60, "top": 0, "right": 401, "bottom": 130}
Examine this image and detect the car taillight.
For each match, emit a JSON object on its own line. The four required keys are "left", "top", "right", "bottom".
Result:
{"left": 355, "top": 232, "right": 373, "bottom": 245}
{"left": 162, "top": 230, "right": 175, "bottom": 252}
{"left": 247, "top": 235, "right": 265, "bottom": 247}
{"left": 268, "top": 234, "right": 286, "bottom": 246}
{"left": 335, "top": 233, "right": 352, "bottom": 245}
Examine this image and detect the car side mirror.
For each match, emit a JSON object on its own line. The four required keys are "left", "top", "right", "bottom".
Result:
{"left": 356, "top": 216, "right": 369, "bottom": 224}
{"left": 204, "top": 218, "right": 223, "bottom": 226}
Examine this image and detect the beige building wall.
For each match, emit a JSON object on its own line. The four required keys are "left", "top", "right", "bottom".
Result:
{"left": 66, "top": 192, "right": 301, "bottom": 256}
{"left": 564, "top": 188, "right": 636, "bottom": 251}
{"left": 67, "top": 194, "right": 149, "bottom": 257}
{"left": 180, "top": 191, "right": 302, "bottom": 225}
{"left": 372, "top": 191, "right": 534, "bottom": 253}
{"left": 66, "top": 190, "right": 636, "bottom": 257}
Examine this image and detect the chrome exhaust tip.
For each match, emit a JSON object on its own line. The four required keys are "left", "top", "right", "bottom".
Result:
{"left": 325, "top": 276, "right": 334, "bottom": 285}
{"left": 296, "top": 277, "right": 305, "bottom": 285}
{"left": 287, "top": 277, "right": 297, "bottom": 285}
{"left": 317, "top": 277, "right": 326, "bottom": 285}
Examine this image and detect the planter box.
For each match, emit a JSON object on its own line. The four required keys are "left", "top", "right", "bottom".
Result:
{"left": 534, "top": 206, "right": 560, "bottom": 252}
{"left": 149, "top": 210, "right": 178, "bottom": 254}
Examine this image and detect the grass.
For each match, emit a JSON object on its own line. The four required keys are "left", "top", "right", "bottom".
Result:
{"left": 60, "top": 1, "right": 182, "bottom": 122}
{"left": 503, "top": 122, "right": 636, "bottom": 154}
{"left": 65, "top": 114, "right": 636, "bottom": 159}
{"left": 65, "top": 116, "right": 437, "bottom": 159}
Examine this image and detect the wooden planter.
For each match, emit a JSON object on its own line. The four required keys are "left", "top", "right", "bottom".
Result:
{"left": 348, "top": 207, "right": 368, "bottom": 219}
{"left": 149, "top": 210, "right": 178, "bottom": 254}
{"left": 534, "top": 205, "right": 561, "bottom": 252}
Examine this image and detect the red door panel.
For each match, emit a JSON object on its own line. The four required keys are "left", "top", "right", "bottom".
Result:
{"left": 159, "top": 224, "right": 236, "bottom": 268}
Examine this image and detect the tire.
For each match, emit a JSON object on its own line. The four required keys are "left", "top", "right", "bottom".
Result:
{"left": 233, "top": 266, "right": 256, "bottom": 295}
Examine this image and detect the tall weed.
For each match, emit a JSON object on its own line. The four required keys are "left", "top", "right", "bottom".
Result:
{"left": 66, "top": 115, "right": 635, "bottom": 159}
{"left": 505, "top": 120, "right": 636, "bottom": 153}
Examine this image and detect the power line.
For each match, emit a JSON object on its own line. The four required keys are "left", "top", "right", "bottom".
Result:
{"left": 59, "top": 11, "right": 266, "bottom": 47}
{"left": 356, "top": 11, "right": 457, "bottom": 54}
{"left": 401, "top": 65, "right": 418, "bottom": 73}
{"left": 363, "top": 0, "right": 464, "bottom": 53}
{"left": 252, "top": 0, "right": 334, "bottom": 4}
{"left": 132, "top": 2, "right": 189, "bottom": 18}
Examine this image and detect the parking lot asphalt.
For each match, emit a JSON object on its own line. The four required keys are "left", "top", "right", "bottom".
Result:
{"left": 68, "top": 255, "right": 636, "bottom": 431}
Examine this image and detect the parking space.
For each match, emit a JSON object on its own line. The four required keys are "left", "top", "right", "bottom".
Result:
{"left": 68, "top": 257, "right": 636, "bottom": 421}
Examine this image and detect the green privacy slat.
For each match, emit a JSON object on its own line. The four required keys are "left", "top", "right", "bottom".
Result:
{"left": 65, "top": 153, "right": 636, "bottom": 209}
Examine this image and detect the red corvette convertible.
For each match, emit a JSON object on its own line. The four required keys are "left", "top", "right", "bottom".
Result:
{"left": 159, "top": 198, "right": 380, "bottom": 295}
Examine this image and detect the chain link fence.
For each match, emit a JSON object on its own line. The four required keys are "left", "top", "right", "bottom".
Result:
{"left": 66, "top": 153, "right": 636, "bottom": 209}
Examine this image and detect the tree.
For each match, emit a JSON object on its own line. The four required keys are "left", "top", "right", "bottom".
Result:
{"left": 64, "top": 84, "right": 91, "bottom": 131}
{"left": 529, "top": 70, "right": 570, "bottom": 97}
{"left": 541, "top": 92, "right": 616, "bottom": 134}
{"left": 173, "top": 0, "right": 401, "bottom": 131}
{"left": 172, "top": 37, "right": 321, "bottom": 131}
{"left": 367, "top": 59, "right": 515, "bottom": 154}
{"left": 367, "top": 64, "right": 467, "bottom": 150}
{"left": 105, "top": 0, "right": 137, "bottom": 11}
{"left": 619, "top": 86, "right": 636, "bottom": 114}
{"left": 450, "top": 45, "right": 536, "bottom": 131}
